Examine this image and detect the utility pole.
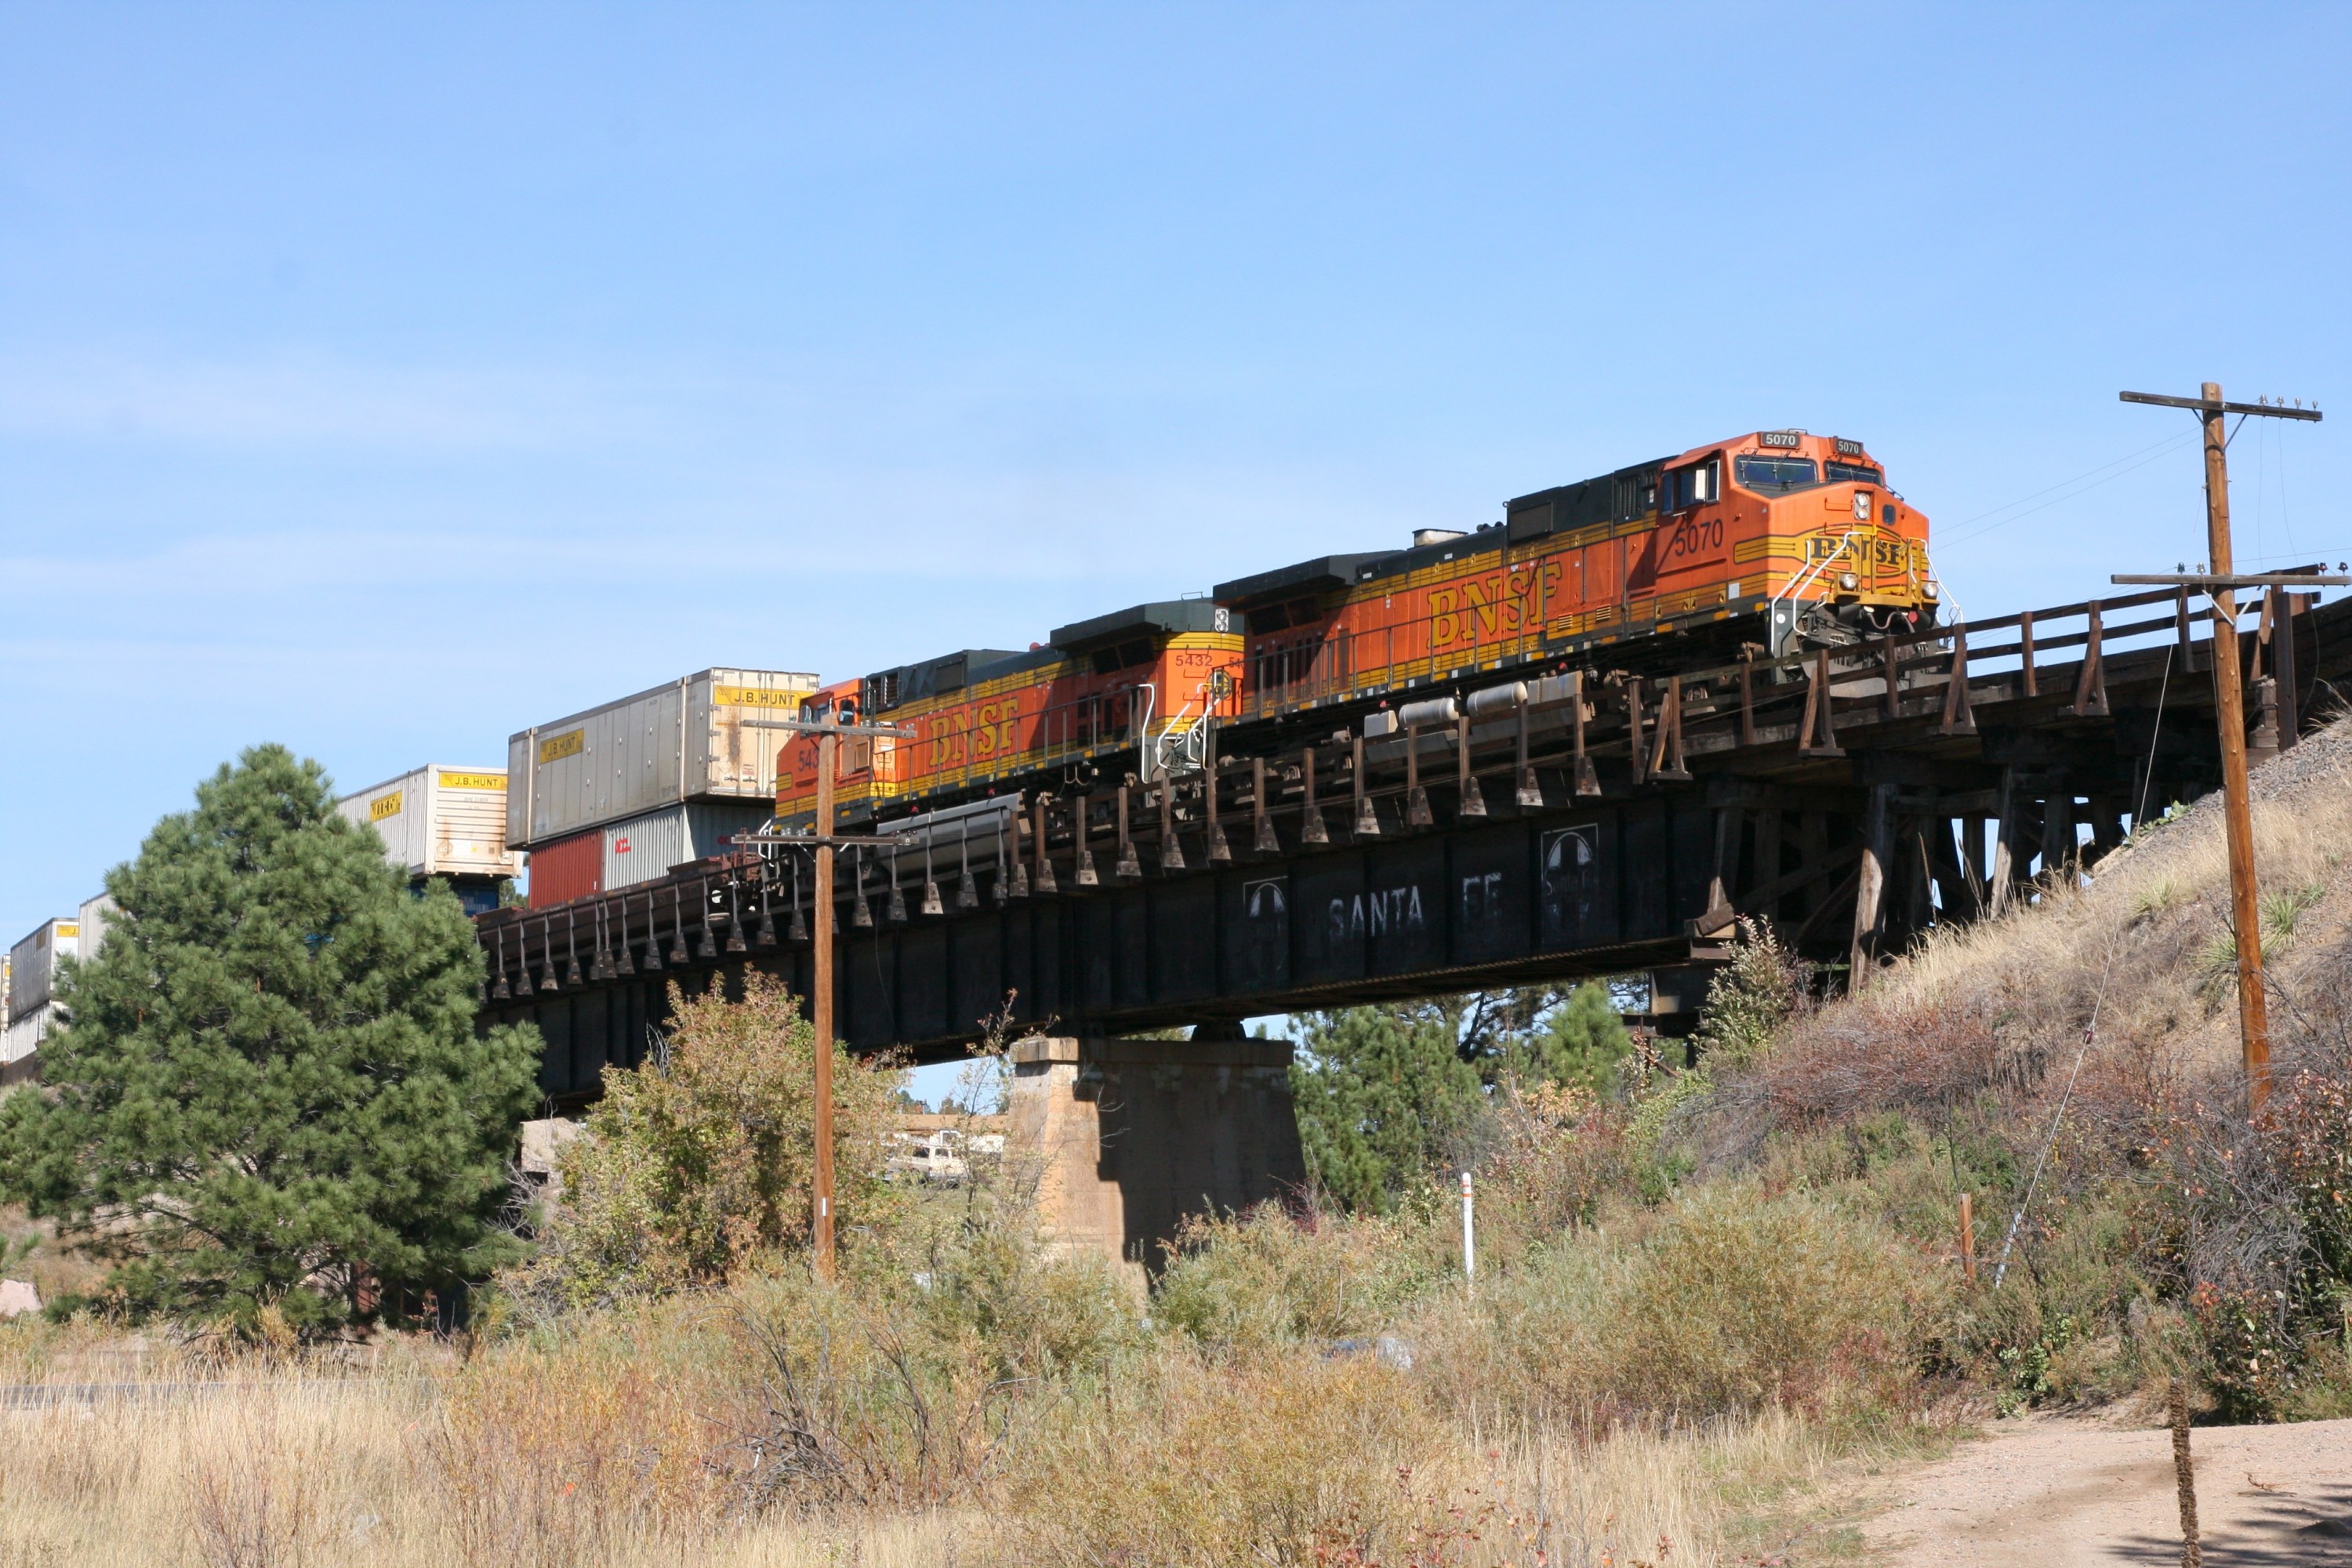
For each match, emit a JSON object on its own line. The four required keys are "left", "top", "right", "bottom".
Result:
{"left": 740, "top": 710, "right": 916, "bottom": 1281}
{"left": 2118, "top": 383, "right": 2325, "bottom": 1108}
{"left": 811, "top": 722, "right": 837, "bottom": 1277}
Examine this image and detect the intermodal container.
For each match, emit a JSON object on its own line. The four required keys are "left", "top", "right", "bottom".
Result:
{"left": 7, "top": 918, "right": 78, "bottom": 1025}
{"left": 78, "top": 894, "right": 116, "bottom": 967}
{"left": 506, "top": 668, "right": 821, "bottom": 851}
{"left": 525, "top": 829, "right": 605, "bottom": 909}
{"left": 601, "top": 804, "right": 775, "bottom": 895}
{"left": 1, "top": 997, "right": 55, "bottom": 1069}
{"left": 336, "top": 766, "right": 523, "bottom": 881}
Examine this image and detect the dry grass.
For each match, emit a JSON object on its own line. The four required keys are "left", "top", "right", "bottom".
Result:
{"left": 0, "top": 1360, "right": 963, "bottom": 1568}
{"left": 1863, "top": 735, "right": 2352, "bottom": 1084}
{"left": 0, "top": 1362, "right": 1881, "bottom": 1568}
{"left": 0, "top": 1301, "right": 1920, "bottom": 1568}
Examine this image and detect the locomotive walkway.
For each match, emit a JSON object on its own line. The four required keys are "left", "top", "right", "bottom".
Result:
{"left": 479, "top": 581, "right": 2349, "bottom": 1101}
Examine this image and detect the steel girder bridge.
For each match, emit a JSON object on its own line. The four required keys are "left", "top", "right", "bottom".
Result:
{"left": 477, "top": 581, "right": 2346, "bottom": 1103}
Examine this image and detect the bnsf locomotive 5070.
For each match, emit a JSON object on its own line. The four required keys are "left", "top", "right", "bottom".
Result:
{"left": 776, "top": 429, "right": 1934, "bottom": 826}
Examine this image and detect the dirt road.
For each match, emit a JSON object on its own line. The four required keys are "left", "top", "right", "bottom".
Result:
{"left": 1861, "top": 1413, "right": 2352, "bottom": 1566}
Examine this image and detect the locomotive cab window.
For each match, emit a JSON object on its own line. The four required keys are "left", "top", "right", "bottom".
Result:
{"left": 1666, "top": 459, "right": 1719, "bottom": 510}
{"left": 1825, "top": 461, "right": 1884, "bottom": 486}
{"left": 1733, "top": 456, "right": 1819, "bottom": 494}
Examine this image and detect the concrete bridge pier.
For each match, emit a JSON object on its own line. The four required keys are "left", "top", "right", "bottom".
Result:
{"left": 1006, "top": 1030, "right": 1305, "bottom": 1283}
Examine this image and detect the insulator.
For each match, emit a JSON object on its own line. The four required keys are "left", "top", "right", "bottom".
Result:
{"left": 1075, "top": 848, "right": 1098, "bottom": 887}
{"left": 1114, "top": 840, "right": 1142, "bottom": 879}
{"left": 697, "top": 920, "right": 719, "bottom": 960}
{"left": 1253, "top": 815, "right": 1279, "bottom": 854}
{"left": 957, "top": 872, "right": 981, "bottom": 909}
{"left": 1458, "top": 778, "right": 1486, "bottom": 819}
{"left": 1160, "top": 833, "right": 1186, "bottom": 872}
{"left": 853, "top": 893, "right": 874, "bottom": 929}
{"left": 887, "top": 883, "right": 909, "bottom": 923}
{"left": 1353, "top": 795, "right": 1381, "bottom": 837}
{"left": 786, "top": 902, "right": 808, "bottom": 943}
{"left": 1301, "top": 808, "right": 1329, "bottom": 846}
{"left": 921, "top": 880, "right": 946, "bottom": 916}
{"left": 1406, "top": 786, "right": 1434, "bottom": 828}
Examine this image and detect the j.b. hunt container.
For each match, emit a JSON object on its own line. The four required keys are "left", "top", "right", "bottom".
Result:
{"left": 507, "top": 668, "right": 820, "bottom": 851}
{"left": 524, "top": 802, "right": 775, "bottom": 909}
{"left": 336, "top": 767, "right": 522, "bottom": 883}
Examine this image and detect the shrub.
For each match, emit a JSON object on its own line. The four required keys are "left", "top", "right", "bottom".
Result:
{"left": 1153, "top": 1201, "right": 1439, "bottom": 1349}
{"left": 996, "top": 1345, "right": 1447, "bottom": 1567}
{"left": 1424, "top": 1182, "right": 1943, "bottom": 1427}
{"left": 510, "top": 975, "right": 902, "bottom": 1311}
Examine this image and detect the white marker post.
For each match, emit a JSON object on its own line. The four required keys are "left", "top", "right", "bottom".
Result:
{"left": 1460, "top": 1170, "right": 1475, "bottom": 1292}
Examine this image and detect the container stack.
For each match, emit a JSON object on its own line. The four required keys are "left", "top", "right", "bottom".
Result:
{"left": 506, "top": 668, "right": 819, "bottom": 909}
{"left": 335, "top": 766, "right": 524, "bottom": 916}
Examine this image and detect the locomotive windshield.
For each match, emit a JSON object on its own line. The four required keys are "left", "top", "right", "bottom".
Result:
{"left": 1734, "top": 455, "right": 1819, "bottom": 494}
{"left": 1825, "top": 460, "right": 1884, "bottom": 485}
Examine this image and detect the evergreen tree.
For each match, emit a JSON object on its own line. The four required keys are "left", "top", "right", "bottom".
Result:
{"left": 1289, "top": 1003, "right": 1483, "bottom": 1214}
{"left": 1505, "top": 981, "right": 1632, "bottom": 1096}
{"left": 0, "top": 745, "right": 540, "bottom": 1331}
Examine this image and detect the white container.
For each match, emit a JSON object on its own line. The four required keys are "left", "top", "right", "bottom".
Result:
{"left": 7, "top": 919, "right": 77, "bottom": 1025}
{"left": 506, "top": 668, "right": 821, "bottom": 849}
{"left": 601, "top": 803, "right": 776, "bottom": 894}
{"left": 2, "top": 998, "right": 56, "bottom": 1066}
{"left": 337, "top": 766, "right": 523, "bottom": 882}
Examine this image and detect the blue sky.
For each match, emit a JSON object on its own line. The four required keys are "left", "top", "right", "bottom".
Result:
{"left": 4, "top": 5, "right": 2347, "bottom": 1080}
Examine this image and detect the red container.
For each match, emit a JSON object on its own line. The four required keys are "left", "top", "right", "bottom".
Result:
{"left": 526, "top": 829, "right": 603, "bottom": 909}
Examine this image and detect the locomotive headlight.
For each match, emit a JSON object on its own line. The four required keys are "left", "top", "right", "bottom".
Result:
{"left": 1922, "top": 580, "right": 1940, "bottom": 601}
{"left": 1838, "top": 572, "right": 1860, "bottom": 591}
{"left": 1852, "top": 492, "right": 1872, "bottom": 521}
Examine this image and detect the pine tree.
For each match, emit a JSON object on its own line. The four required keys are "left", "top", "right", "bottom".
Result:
{"left": 0, "top": 745, "right": 540, "bottom": 1331}
{"left": 1289, "top": 1002, "right": 1483, "bottom": 1214}
{"left": 1506, "top": 981, "right": 1632, "bottom": 1096}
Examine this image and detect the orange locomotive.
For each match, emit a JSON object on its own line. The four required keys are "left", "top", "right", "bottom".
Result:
{"left": 777, "top": 428, "right": 1936, "bottom": 826}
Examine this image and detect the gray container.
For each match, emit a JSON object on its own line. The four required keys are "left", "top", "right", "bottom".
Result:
{"left": 8, "top": 918, "right": 78, "bottom": 1025}
{"left": 78, "top": 894, "right": 117, "bottom": 968}
{"left": 337, "top": 765, "right": 523, "bottom": 881}
{"left": 602, "top": 803, "right": 776, "bottom": 894}
{"left": 507, "top": 668, "right": 820, "bottom": 850}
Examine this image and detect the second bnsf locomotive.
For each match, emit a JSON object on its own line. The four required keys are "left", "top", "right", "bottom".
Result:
{"left": 777, "top": 429, "right": 1935, "bottom": 826}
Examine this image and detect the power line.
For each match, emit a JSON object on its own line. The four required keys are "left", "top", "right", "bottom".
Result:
{"left": 1940, "top": 429, "right": 2200, "bottom": 550}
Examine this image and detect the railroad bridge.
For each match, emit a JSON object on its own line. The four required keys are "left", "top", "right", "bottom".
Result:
{"left": 481, "top": 580, "right": 2342, "bottom": 1097}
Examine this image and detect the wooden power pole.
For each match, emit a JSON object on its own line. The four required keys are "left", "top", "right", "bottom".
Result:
{"left": 2118, "top": 383, "right": 2325, "bottom": 1108}
{"left": 741, "top": 710, "right": 917, "bottom": 1282}
{"left": 811, "top": 724, "right": 837, "bottom": 1277}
